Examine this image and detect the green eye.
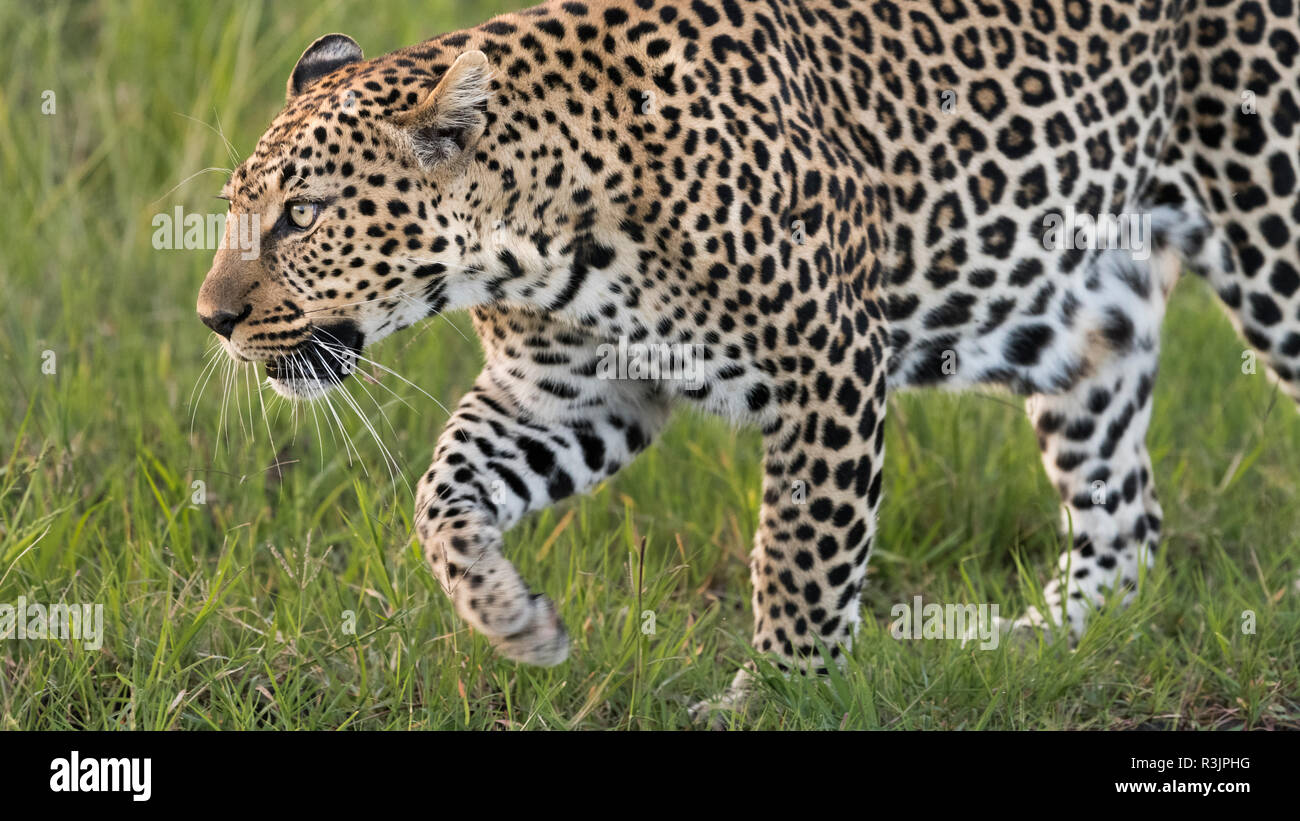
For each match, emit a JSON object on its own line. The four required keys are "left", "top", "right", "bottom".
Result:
{"left": 287, "top": 201, "right": 319, "bottom": 229}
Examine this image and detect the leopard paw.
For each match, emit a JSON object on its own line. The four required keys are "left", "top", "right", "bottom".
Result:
{"left": 490, "top": 593, "right": 569, "bottom": 666}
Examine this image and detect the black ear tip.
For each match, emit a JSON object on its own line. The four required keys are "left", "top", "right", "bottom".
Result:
{"left": 289, "top": 33, "right": 363, "bottom": 98}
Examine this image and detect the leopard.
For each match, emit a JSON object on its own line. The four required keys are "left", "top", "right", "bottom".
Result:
{"left": 197, "top": 0, "right": 1300, "bottom": 718}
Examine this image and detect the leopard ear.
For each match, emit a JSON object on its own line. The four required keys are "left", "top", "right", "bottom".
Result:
{"left": 288, "top": 34, "right": 363, "bottom": 99}
{"left": 391, "top": 50, "right": 493, "bottom": 172}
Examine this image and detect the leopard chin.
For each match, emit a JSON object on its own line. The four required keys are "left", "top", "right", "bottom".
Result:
{"left": 264, "top": 320, "right": 364, "bottom": 400}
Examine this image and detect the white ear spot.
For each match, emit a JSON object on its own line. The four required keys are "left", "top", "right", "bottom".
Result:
{"left": 288, "top": 34, "right": 363, "bottom": 99}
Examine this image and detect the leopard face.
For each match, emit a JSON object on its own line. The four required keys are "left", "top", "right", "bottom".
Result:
{"left": 198, "top": 35, "right": 494, "bottom": 399}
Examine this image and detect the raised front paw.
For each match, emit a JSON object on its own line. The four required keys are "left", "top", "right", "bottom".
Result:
{"left": 489, "top": 593, "right": 570, "bottom": 667}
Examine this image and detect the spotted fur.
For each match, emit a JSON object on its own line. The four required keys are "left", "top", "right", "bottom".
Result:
{"left": 198, "top": 0, "right": 1300, "bottom": 713}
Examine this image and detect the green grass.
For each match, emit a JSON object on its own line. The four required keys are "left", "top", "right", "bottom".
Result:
{"left": 2, "top": 0, "right": 1298, "bottom": 730}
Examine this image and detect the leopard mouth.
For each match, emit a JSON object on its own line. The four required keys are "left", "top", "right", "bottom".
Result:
{"left": 265, "top": 321, "right": 365, "bottom": 398}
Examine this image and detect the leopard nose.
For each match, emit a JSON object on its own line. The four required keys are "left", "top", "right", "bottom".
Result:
{"left": 199, "top": 305, "right": 250, "bottom": 339}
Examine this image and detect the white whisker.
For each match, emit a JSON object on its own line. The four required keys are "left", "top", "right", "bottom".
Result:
{"left": 152, "top": 166, "right": 234, "bottom": 205}
{"left": 307, "top": 352, "right": 365, "bottom": 474}
{"left": 188, "top": 344, "right": 225, "bottom": 441}
{"left": 315, "top": 338, "right": 453, "bottom": 418}
{"left": 216, "top": 356, "right": 235, "bottom": 458}
{"left": 254, "top": 363, "right": 279, "bottom": 466}
{"left": 175, "top": 111, "right": 241, "bottom": 166}
{"left": 311, "top": 341, "right": 408, "bottom": 496}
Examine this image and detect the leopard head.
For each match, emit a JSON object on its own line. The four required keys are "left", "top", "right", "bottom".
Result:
{"left": 196, "top": 33, "right": 494, "bottom": 399}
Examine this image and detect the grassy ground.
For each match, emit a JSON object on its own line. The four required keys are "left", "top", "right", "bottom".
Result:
{"left": 2, "top": 0, "right": 1298, "bottom": 730}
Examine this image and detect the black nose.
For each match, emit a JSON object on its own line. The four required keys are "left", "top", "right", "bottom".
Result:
{"left": 199, "top": 305, "right": 249, "bottom": 339}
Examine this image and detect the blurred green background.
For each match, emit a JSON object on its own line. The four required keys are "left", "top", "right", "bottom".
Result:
{"left": 0, "top": 0, "right": 1297, "bottom": 729}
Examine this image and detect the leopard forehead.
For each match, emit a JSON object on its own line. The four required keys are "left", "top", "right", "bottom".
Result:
{"left": 227, "top": 61, "right": 440, "bottom": 208}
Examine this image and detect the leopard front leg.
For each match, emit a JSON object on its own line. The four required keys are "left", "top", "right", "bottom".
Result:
{"left": 416, "top": 353, "right": 668, "bottom": 666}
{"left": 694, "top": 324, "right": 889, "bottom": 720}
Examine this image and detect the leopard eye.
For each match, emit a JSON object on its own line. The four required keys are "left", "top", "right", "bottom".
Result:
{"left": 286, "top": 201, "right": 320, "bottom": 230}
